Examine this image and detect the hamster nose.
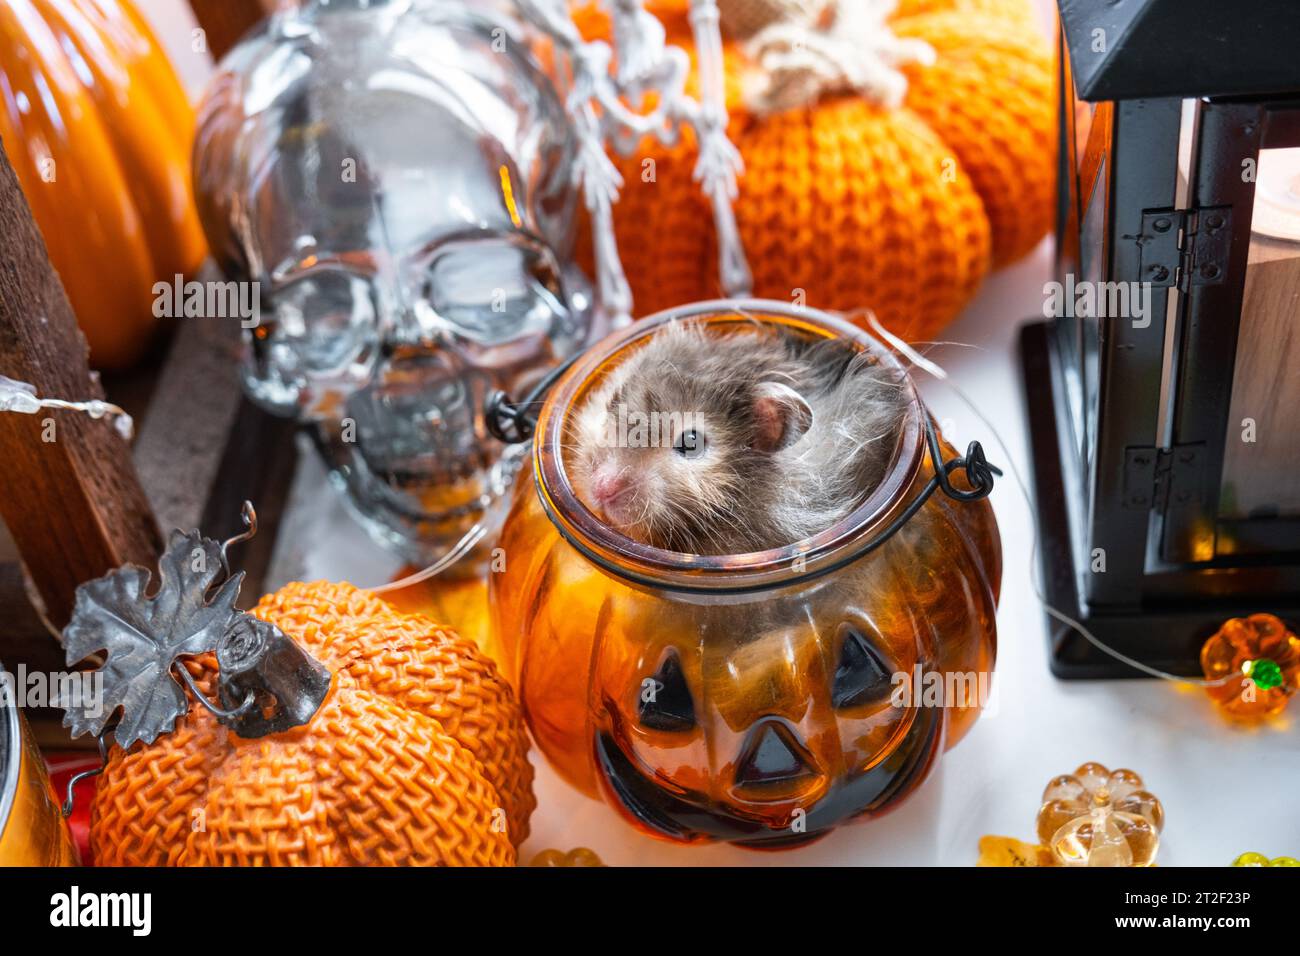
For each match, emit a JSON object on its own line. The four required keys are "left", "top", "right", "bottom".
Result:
{"left": 592, "top": 470, "right": 629, "bottom": 504}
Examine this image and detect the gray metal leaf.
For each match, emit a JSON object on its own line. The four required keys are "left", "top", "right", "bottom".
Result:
{"left": 61, "top": 529, "right": 244, "bottom": 749}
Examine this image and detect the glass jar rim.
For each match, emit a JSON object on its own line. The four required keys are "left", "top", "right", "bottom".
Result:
{"left": 0, "top": 665, "right": 19, "bottom": 841}
{"left": 532, "top": 299, "right": 926, "bottom": 593}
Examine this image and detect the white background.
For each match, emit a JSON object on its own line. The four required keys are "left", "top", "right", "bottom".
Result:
{"left": 130, "top": 0, "right": 1299, "bottom": 866}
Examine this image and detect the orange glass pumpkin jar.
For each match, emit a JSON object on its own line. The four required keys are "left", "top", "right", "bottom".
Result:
{"left": 0, "top": 672, "right": 78, "bottom": 866}
{"left": 490, "top": 300, "right": 1001, "bottom": 848}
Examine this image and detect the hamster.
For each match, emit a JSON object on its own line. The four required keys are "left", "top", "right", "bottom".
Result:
{"left": 571, "top": 320, "right": 911, "bottom": 555}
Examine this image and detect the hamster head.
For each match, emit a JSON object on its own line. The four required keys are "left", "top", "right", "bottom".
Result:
{"left": 570, "top": 321, "right": 812, "bottom": 554}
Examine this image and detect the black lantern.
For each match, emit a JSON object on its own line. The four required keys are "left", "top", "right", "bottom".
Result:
{"left": 1022, "top": 0, "right": 1300, "bottom": 678}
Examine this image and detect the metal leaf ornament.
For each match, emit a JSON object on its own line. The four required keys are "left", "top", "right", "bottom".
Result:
{"left": 62, "top": 529, "right": 244, "bottom": 749}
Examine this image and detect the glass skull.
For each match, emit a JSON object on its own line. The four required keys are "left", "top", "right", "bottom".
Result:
{"left": 193, "top": 0, "right": 595, "bottom": 563}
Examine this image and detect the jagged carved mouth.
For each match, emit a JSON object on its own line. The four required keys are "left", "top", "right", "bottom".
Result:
{"left": 593, "top": 705, "right": 943, "bottom": 849}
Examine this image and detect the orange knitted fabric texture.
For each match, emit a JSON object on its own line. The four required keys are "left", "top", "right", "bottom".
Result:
{"left": 89, "top": 581, "right": 534, "bottom": 866}
{"left": 573, "top": 0, "right": 1056, "bottom": 342}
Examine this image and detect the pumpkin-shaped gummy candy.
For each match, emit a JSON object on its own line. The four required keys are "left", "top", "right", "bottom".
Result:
{"left": 1036, "top": 763, "right": 1164, "bottom": 867}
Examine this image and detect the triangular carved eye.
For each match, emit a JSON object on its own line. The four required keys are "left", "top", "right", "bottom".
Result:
{"left": 831, "top": 626, "right": 893, "bottom": 709}
{"left": 734, "top": 720, "right": 816, "bottom": 787}
{"left": 638, "top": 649, "right": 695, "bottom": 731}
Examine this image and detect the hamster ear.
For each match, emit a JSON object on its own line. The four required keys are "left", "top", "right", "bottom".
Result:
{"left": 752, "top": 382, "right": 813, "bottom": 453}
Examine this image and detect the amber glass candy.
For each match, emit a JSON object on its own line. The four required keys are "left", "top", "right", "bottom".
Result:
{"left": 490, "top": 301, "right": 1001, "bottom": 849}
{"left": 1036, "top": 763, "right": 1164, "bottom": 867}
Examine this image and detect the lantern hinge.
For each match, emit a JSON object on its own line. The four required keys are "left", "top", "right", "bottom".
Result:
{"left": 1136, "top": 207, "right": 1232, "bottom": 291}
{"left": 1123, "top": 444, "right": 1205, "bottom": 513}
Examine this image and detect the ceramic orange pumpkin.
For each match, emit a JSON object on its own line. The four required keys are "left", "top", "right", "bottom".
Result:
{"left": 89, "top": 581, "right": 535, "bottom": 866}
{"left": 572, "top": 0, "right": 1055, "bottom": 341}
{"left": 0, "top": 0, "right": 207, "bottom": 369}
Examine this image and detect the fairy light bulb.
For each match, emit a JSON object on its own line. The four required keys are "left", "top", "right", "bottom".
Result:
{"left": 1243, "top": 658, "right": 1285, "bottom": 691}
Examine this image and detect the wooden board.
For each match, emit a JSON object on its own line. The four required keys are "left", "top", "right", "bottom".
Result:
{"left": 0, "top": 0, "right": 296, "bottom": 747}
{"left": 0, "top": 140, "right": 163, "bottom": 629}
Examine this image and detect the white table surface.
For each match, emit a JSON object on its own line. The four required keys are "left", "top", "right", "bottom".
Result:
{"left": 137, "top": 0, "right": 1298, "bottom": 867}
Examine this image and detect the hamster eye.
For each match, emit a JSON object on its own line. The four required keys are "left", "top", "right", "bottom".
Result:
{"left": 674, "top": 429, "right": 707, "bottom": 459}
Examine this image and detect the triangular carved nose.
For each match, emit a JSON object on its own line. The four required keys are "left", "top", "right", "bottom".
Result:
{"left": 734, "top": 719, "right": 818, "bottom": 788}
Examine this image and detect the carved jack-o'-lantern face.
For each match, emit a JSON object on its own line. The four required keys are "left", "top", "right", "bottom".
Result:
{"left": 490, "top": 303, "right": 1001, "bottom": 849}
{"left": 584, "top": 569, "right": 955, "bottom": 848}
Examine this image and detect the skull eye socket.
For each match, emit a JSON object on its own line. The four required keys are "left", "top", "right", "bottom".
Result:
{"left": 422, "top": 239, "right": 568, "bottom": 340}
{"left": 831, "top": 625, "right": 894, "bottom": 710}
{"left": 638, "top": 649, "right": 695, "bottom": 732}
{"left": 266, "top": 270, "right": 378, "bottom": 373}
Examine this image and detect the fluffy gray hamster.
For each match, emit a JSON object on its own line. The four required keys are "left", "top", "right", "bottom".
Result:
{"left": 571, "top": 319, "right": 911, "bottom": 555}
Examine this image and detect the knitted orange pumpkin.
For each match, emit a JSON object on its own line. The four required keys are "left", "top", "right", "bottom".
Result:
{"left": 89, "top": 581, "right": 534, "bottom": 866}
{"left": 573, "top": 0, "right": 1055, "bottom": 341}
{"left": 0, "top": 0, "right": 207, "bottom": 369}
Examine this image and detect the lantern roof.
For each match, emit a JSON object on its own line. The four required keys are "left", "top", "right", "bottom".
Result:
{"left": 1060, "top": 0, "right": 1300, "bottom": 101}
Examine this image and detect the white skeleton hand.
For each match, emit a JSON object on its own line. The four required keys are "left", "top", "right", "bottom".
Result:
{"left": 609, "top": 0, "right": 668, "bottom": 89}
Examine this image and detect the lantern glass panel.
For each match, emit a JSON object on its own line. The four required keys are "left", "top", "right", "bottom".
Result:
{"left": 1219, "top": 146, "right": 1300, "bottom": 536}
{"left": 1059, "top": 78, "right": 1109, "bottom": 474}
